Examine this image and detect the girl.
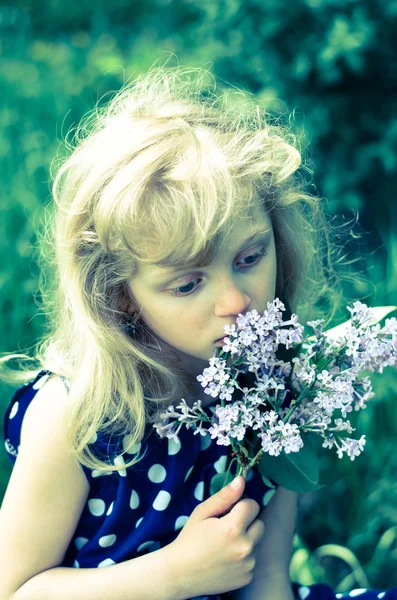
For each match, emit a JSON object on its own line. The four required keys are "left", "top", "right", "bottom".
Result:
{"left": 0, "top": 66, "right": 395, "bottom": 600}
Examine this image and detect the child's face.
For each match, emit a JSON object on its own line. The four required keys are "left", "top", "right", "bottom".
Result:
{"left": 128, "top": 206, "right": 277, "bottom": 377}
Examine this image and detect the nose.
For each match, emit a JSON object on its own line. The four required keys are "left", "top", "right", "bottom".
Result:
{"left": 214, "top": 278, "right": 251, "bottom": 318}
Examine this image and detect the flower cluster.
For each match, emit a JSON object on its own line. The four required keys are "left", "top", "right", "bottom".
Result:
{"left": 154, "top": 300, "right": 397, "bottom": 485}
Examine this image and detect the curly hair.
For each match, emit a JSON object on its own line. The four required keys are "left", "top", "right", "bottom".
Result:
{"left": 1, "top": 64, "right": 350, "bottom": 473}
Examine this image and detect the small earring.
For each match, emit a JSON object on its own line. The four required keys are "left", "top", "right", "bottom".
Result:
{"left": 123, "top": 313, "right": 139, "bottom": 336}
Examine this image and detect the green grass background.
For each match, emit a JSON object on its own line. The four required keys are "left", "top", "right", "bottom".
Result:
{"left": 0, "top": 0, "right": 396, "bottom": 591}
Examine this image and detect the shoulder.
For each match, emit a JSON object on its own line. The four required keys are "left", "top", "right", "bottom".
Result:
{"left": 16, "top": 373, "right": 89, "bottom": 497}
{"left": 20, "top": 373, "right": 71, "bottom": 446}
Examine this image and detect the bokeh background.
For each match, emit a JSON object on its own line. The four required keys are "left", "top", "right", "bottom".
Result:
{"left": 1, "top": 0, "right": 396, "bottom": 592}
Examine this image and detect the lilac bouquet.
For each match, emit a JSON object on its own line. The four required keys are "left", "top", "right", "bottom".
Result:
{"left": 154, "top": 300, "right": 397, "bottom": 493}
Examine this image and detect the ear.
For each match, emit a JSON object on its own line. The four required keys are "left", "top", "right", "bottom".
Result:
{"left": 118, "top": 286, "right": 139, "bottom": 316}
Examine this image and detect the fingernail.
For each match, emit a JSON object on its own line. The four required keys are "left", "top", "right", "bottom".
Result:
{"left": 230, "top": 476, "right": 241, "bottom": 489}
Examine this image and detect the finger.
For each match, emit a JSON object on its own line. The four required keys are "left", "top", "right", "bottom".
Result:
{"left": 246, "top": 518, "right": 266, "bottom": 548}
{"left": 224, "top": 497, "right": 261, "bottom": 530}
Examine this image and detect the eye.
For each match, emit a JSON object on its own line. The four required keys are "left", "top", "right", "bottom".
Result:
{"left": 169, "top": 278, "right": 202, "bottom": 297}
{"left": 237, "top": 246, "right": 268, "bottom": 267}
{"left": 168, "top": 246, "right": 268, "bottom": 297}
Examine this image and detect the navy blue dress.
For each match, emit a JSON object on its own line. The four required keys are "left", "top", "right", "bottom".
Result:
{"left": 3, "top": 371, "right": 397, "bottom": 599}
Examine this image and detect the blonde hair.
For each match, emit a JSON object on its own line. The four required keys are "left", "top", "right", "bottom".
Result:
{"left": 2, "top": 64, "right": 350, "bottom": 473}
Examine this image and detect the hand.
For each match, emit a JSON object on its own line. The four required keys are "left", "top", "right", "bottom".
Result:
{"left": 232, "top": 486, "right": 298, "bottom": 600}
{"left": 167, "top": 475, "right": 266, "bottom": 599}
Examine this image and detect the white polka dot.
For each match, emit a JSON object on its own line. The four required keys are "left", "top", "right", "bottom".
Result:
{"left": 298, "top": 587, "right": 311, "bottom": 599}
{"left": 200, "top": 435, "right": 212, "bottom": 451}
{"left": 336, "top": 595, "right": 343, "bottom": 599}
{"left": 9, "top": 402, "right": 19, "bottom": 420}
{"left": 4, "top": 439, "right": 18, "bottom": 457}
{"left": 74, "top": 537, "right": 89, "bottom": 550}
{"left": 137, "top": 540, "right": 161, "bottom": 553}
{"left": 168, "top": 436, "right": 181, "bottom": 455}
{"left": 123, "top": 435, "right": 141, "bottom": 454}
{"left": 194, "top": 481, "right": 204, "bottom": 501}
{"left": 349, "top": 591, "right": 367, "bottom": 597}
{"left": 73, "top": 560, "right": 80, "bottom": 568}
{"left": 91, "top": 469, "right": 112, "bottom": 478}
{"left": 130, "top": 490, "right": 140, "bottom": 510}
{"left": 148, "top": 463, "right": 167, "bottom": 483}
{"left": 153, "top": 490, "right": 171, "bottom": 511}
{"left": 88, "top": 432, "right": 97, "bottom": 444}
{"left": 97, "top": 558, "right": 116, "bottom": 568}
{"left": 88, "top": 499, "right": 106, "bottom": 516}
{"left": 32, "top": 374, "right": 49, "bottom": 390}
{"left": 106, "top": 502, "right": 114, "bottom": 516}
{"left": 114, "top": 455, "right": 127, "bottom": 477}
{"left": 378, "top": 593, "right": 386, "bottom": 599}
{"left": 136, "top": 517, "right": 143, "bottom": 528}
{"left": 214, "top": 455, "right": 227, "bottom": 473}
{"left": 99, "top": 534, "right": 117, "bottom": 547}
{"left": 184, "top": 465, "right": 194, "bottom": 482}
{"left": 262, "top": 489, "right": 276, "bottom": 507}
{"left": 175, "top": 515, "right": 189, "bottom": 530}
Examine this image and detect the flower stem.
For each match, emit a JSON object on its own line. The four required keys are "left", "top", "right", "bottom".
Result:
{"left": 236, "top": 446, "right": 263, "bottom": 479}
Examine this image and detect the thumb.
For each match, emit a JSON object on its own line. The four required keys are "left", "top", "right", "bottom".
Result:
{"left": 196, "top": 475, "right": 246, "bottom": 520}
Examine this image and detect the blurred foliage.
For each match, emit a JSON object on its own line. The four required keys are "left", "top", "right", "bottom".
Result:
{"left": 0, "top": 0, "right": 396, "bottom": 590}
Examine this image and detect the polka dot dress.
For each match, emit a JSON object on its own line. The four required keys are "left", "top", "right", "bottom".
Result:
{"left": 3, "top": 371, "right": 397, "bottom": 600}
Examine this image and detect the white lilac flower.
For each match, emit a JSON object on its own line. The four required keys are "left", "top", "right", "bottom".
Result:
{"left": 260, "top": 420, "right": 303, "bottom": 456}
{"left": 153, "top": 419, "right": 184, "bottom": 440}
{"left": 153, "top": 299, "right": 397, "bottom": 476}
{"left": 214, "top": 404, "right": 240, "bottom": 429}
{"left": 224, "top": 322, "right": 238, "bottom": 336}
{"left": 317, "top": 370, "right": 334, "bottom": 387}
{"left": 204, "top": 382, "right": 222, "bottom": 398}
{"left": 239, "top": 329, "right": 259, "bottom": 346}
{"left": 322, "top": 436, "right": 335, "bottom": 450}
{"left": 353, "top": 377, "right": 374, "bottom": 410}
{"left": 383, "top": 317, "right": 397, "bottom": 335}
{"left": 347, "top": 301, "right": 374, "bottom": 327}
{"left": 222, "top": 337, "right": 240, "bottom": 354}
{"left": 254, "top": 317, "right": 274, "bottom": 337}
{"left": 208, "top": 424, "right": 231, "bottom": 446}
{"left": 218, "top": 384, "right": 236, "bottom": 401}
{"left": 230, "top": 424, "right": 246, "bottom": 441}
{"left": 261, "top": 432, "right": 283, "bottom": 456}
{"left": 282, "top": 431, "right": 304, "bottom": 454}
{"left": 307, "top": 319, "right": 325, "bottom": 335}
{"left": 196, "top": 365, "right": 218, "bottom": 388}
{"left": 333, "top": 418, "right": 354, "bottom": 434}
{"left": 236, "top": 312, "right": 255, "bottom": 328}
{"left": 313, "top": 391, "right": 342, "bottom": 414}
{"left": 262, "top": 410, "right": 279, "bottom": 427}
{"left": 335, "top": 435, "right": 366, "bottom": 461}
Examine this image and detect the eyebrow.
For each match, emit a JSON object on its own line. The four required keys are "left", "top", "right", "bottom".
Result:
{"left": 149, "top": 228, "right": 272, "bottom": 282}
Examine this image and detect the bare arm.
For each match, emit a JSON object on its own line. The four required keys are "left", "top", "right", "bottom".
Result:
{"left": 10, "top": 546, "right": 184, "bottom": 600}
{"left": 0, "top": 377, "right": 186, "bottom": 600}
{"left": 232, "top": 486, "right": 298, "bottom": 600}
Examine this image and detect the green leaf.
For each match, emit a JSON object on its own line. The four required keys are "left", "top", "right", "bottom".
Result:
{"left": 210, "top": 471, "right": 234, "bottom": 495}
{"left": 260, "top": 473, "right": 276, "bottom": 489}
{"left": 258, "top": 435, "right": 323, "bottom": 493}
{"left": 309, "top": 305, "right": 397, "bottom": 342}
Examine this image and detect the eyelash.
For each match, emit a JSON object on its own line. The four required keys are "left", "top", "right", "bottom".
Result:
{"left": 168, "top": 246, "right": 269, "bottom": 297}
